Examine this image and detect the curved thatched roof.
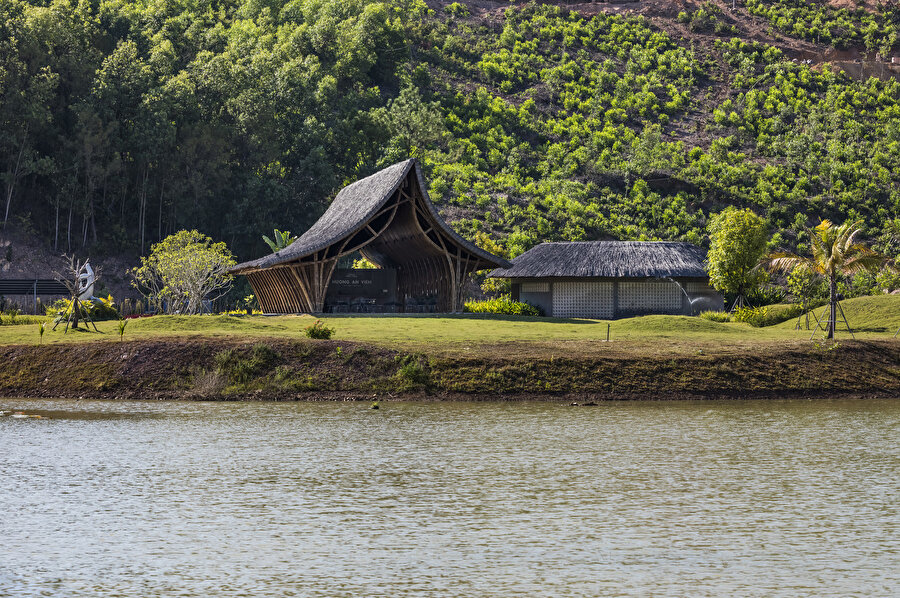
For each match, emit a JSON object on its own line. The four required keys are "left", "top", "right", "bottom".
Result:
{"left": 489, "top": 241, "right": 708, "bottom": 279}
{"left": 232, "top": 159, "right": 508, "bottom": 273}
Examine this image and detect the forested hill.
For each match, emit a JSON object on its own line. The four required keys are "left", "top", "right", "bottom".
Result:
{"left": 2, "top": 0, "right": 900, "bottom": 263}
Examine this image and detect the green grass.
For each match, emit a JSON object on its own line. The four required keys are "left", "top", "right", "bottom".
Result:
{"left": 0, "top": 295, "right": 898, "bottom": 349}
{"left": 774, "top": 294, "right": 900, "bottom": 334}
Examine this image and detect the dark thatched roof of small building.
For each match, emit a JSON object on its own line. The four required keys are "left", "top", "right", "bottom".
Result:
{"left": 489, "top": 241, "right": 709, "bottom": 279}
{"left": 232, "top": 159, "right": 508, "bottom": 273}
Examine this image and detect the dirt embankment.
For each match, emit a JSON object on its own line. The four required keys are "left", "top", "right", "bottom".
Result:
{"left": 1, "top": 337, "right": 898, "bottom": 401}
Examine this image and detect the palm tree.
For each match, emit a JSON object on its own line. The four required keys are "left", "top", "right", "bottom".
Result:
{"left": 766, "top": 220, "right": 893, "bottom": 339}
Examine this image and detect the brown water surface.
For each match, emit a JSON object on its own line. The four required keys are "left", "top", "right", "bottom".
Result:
{"left": 1, "top": 398, "right": 898, "bottom": 597}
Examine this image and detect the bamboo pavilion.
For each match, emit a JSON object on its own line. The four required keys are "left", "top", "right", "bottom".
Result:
{"left": 231, "top": 159, "right": 510, "bottom": 313}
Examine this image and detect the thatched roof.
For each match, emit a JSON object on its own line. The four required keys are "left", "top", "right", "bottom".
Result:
{"left": 489, "top": 241, "right": 708, "bottom": 279}
{"left": 232, "top": 159, "right": 508, "bottom": 273}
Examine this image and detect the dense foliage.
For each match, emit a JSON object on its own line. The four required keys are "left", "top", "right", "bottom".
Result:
{"left": 2, "top": 0, "right": 899, "bottom": 269}
{"left": 464, "top": 295, "right": 542, "bottom": 316}
{"left": 706, "top": 207, "right": 769, "bottom": 301}
{"left": 746, "top": 0, "right": 899, "bottom": 52}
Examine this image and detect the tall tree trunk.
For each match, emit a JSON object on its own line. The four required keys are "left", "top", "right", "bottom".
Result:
{"left": 91, "top": 207, "right": 98, "bottom": 245}
{"left": 828, "top": 275, "right": 837, "bottom": 340}
{"left": 66, "top": 200, "right": 73, "bottom": 252}
{"left": 158, "top": 180, "right": 165, "bottom": 242}
{"left": 54, "top": 200, "right": 59, "bottom": 250}
{"left": 139, "top": 168, "right": 148, "bottom": 254}
{"left": 3, "top": 124, "right": 28, "bottom": 229}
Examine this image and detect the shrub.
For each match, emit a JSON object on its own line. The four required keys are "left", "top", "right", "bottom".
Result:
{"left": 395, "top": 354, "right": 430, "bottom": 389}
{"left": 463, "top": 295, "right": 543, "bottom": 316}
{"left": 85, "top": 295, "right": 120, "bottom": 320}
{"left": 732, "top": 306, "right": 770, "bottom": 327}
{"left": 732, "top": 304, "right": 805, "bottom": 327}
{"left": 699, "top": 310, "right": 730, "bottom": 322}
{"left": 45, "top": 297, "right": 119, "bottom": 321}
{"left": 1, "top": 312, "right": 47, "bottom": 326}
{"left": 444, "top": 2, "right": 470, "bottom": 17}
{"left": 397, "top": 362, "right": 429, "bottom": 386}
{"left": 46, "top": 299, "right": 70, "bottom": 316}
{"left": 305, "top": 320, "right": 335, "bottom": 339}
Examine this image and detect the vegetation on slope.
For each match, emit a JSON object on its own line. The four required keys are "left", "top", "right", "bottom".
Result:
{"left": 1, "top": 0, "right": 899, "bottom": 265}
{"left": 746, "top": 0, "right": 899, "bottom": 52}
{"left": 1, "top": 329, "right": 899, "bottom": 399}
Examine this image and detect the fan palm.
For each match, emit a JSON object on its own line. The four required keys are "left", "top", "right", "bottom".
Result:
{"left": 766, "top": 220, "right": 893, "bottom": 339}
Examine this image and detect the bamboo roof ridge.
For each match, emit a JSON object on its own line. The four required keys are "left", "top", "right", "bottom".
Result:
{"left": 232, "top": 159, "right": 508, "bottom": 273}
{"left": 489, "top": 241, "right": 709, "bottom": 279}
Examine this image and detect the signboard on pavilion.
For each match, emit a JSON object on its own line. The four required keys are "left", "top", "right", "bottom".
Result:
{"left": 325, "top": 268, "right": 397, "bottom": 304}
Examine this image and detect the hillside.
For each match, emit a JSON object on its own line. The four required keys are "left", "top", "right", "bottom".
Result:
{"left": 1, "top": 0, "right": 899, "bottom": 267}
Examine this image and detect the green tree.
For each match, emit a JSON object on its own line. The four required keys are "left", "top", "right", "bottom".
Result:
{"left": 767, "top": 220, "right": 894, "bottom": 339}
{"left": 371, "top": 85, "right": 446, "bottom": 162}
{"left": 706, "top": 207, "right": 769, "bottom": 309}
{"left": 131, "top": 230, "right": 236, "bottom": 315}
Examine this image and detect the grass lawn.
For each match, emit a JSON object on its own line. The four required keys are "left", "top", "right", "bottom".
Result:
{"left": 1, "top": 295, "right": 898, "bottom": 355}
{"left": 2, "top": 295, "right": 899, "bottom": 400}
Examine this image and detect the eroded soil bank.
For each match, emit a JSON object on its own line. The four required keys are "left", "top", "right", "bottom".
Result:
{"left": 1, "top": 338, "right": 899, "bottom": 401}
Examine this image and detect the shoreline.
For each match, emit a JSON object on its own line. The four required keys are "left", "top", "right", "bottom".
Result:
{"left": 1, "top": 337, "right": 899, "bottom": 401}
{"left": 4, "top": 391, "right": 897, "bottom": 403}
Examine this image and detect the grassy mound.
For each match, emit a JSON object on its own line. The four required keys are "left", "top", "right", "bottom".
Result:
{"left": 774, "top": 295, "right": 900, "bottom": 334}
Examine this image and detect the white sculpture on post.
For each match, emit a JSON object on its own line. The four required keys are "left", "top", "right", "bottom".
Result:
{"left": 78, "top": 262, "right": 95, "bottom": 301}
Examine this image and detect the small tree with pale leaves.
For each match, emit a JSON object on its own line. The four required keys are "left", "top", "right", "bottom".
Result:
{"left": 132, "top": 230, "right": 236, "bottom": 315}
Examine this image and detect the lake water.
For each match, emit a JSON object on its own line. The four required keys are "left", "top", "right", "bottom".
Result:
{"left": 1, "top": 398, "right": 898, "bottom": 597}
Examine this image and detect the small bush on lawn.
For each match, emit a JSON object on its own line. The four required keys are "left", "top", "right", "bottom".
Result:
{"left": 0, "top": 311, "right": 46, "bottom": 326}
{"left": 699, "top": 310, "right": 730, "bottom": 322}
{"left": 464, "top": 295, "right": 543, "bottom": 316}
{"left": 305, "top": 320, "right": 335, "bottom": 339}
{"left": 733, "top": 304, "right": 806, "bottom": 327}
{"left": 85, "top": 295, "right": 120, "bottom": 320}
{"left": 45, "top": 296, "right": 119, "bottom": 321}
{"left": 732, "top": 306, "right": 769, "bottom": 327}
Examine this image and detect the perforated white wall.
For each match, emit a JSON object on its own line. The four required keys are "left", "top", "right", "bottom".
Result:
{"left": 619, "top": 282, "right": 682, "bottom": 312}
{"left": 521, "top": 282, "right": 550, "bottom": 293}
{"left": 552, "top": 282, "right": 614, "bottom": 318}
{"left": 685, "top": 281, "right": 712, "bottom": 293}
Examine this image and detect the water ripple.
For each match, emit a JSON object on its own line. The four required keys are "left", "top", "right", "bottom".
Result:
{"left": 0, "top": 398, "right": 898, "bottom": 597}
